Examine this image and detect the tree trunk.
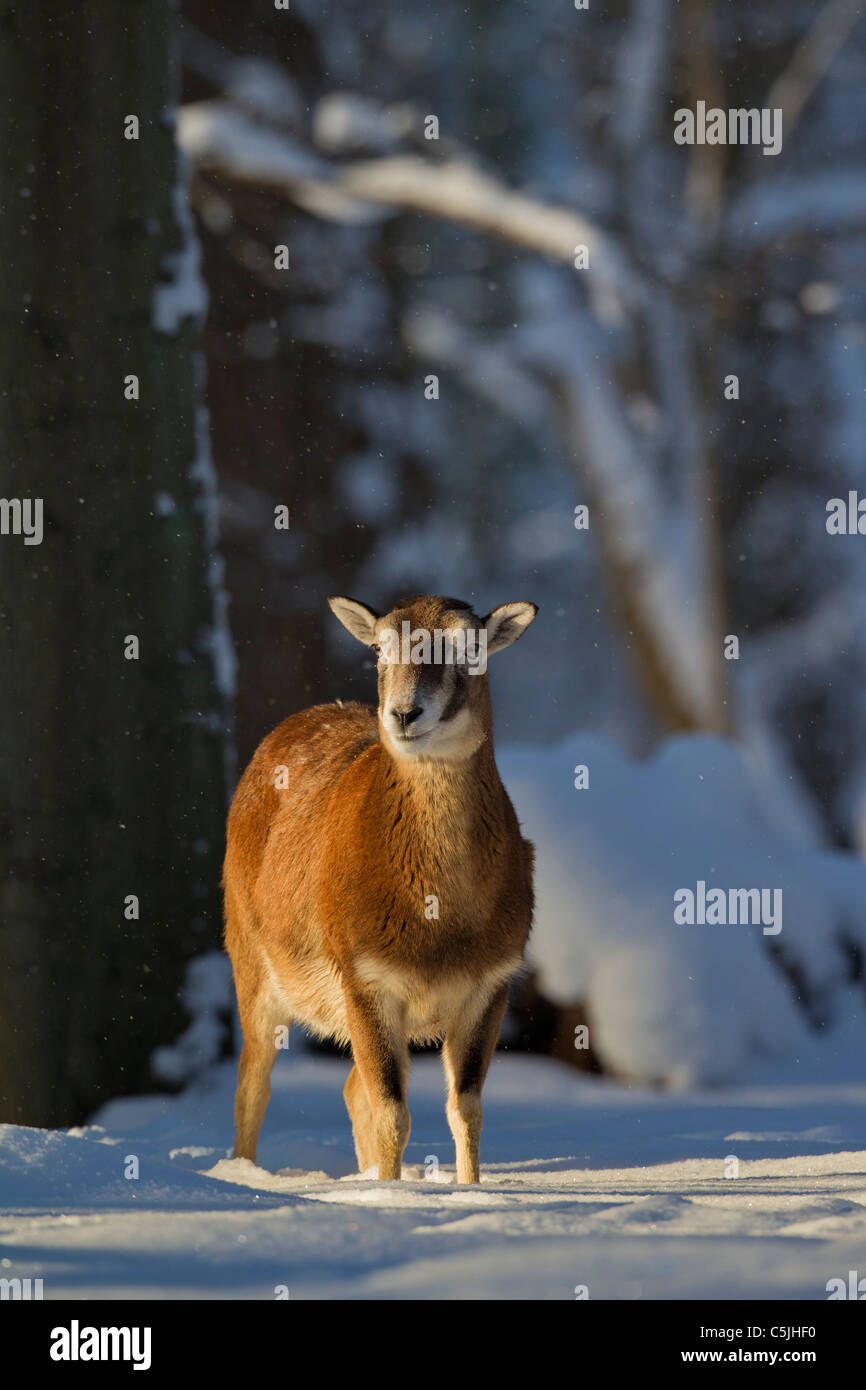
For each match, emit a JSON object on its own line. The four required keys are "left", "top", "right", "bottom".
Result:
{"left": 0, "top": 2, "right": 229, "bottom": 1125}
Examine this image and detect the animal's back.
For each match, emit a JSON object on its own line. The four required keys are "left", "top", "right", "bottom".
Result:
{"left": 226, "top": 701, "right": 376, "bottom": 876}
{"left": 223, "top": 702, "right": 378, "bottom": 1039}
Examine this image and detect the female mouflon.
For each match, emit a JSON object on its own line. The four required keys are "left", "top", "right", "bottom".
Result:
{"left": 223, "top": 593, "right": 537, "bottom": 1182}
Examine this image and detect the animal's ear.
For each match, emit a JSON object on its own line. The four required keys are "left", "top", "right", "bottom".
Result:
{"left": 328, "top": 595, "right": 380, "bottom": 646}
{"left": 483, "top": 601, "right": 538, "bottom": 655}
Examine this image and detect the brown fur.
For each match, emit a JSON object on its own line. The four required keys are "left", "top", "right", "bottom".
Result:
{"left": 223, "top": 594, "right": 536, "bottom": 1182}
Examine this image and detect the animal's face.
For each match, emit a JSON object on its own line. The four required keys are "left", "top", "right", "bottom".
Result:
{"left": 328, "top": 593, "right": 537, "bottom": 762}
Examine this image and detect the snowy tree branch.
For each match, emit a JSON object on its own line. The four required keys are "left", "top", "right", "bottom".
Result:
{"left": 177, "top": 100, "right": 647, "bottom": 320}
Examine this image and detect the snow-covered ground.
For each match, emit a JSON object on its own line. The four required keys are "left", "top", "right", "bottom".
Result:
{"left": 3, "top": 1053, "right": 866, "bottom": 1300}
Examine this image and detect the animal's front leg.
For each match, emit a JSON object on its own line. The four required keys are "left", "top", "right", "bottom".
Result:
{"left": 442, "top": 984, "right": 508, "bottom": 1184}
{"left": 343, "top": 984, "right": 410, "bottom": 1180}
{"left": 343, "top": 1063, "right": 376, "bottom": 1172}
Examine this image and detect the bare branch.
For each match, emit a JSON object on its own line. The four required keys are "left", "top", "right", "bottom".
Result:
{"left": 679, "top": 0, "right": 726, "bottom": 244}
{"left": 766, "top": 0, "right": 865, "bottom": 149}
{"left": 611, "top": 0, "right": 672, "bottom": 155}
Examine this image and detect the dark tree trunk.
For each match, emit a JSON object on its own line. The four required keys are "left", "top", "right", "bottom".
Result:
{"left": 0, "top": 2, "right": 229, "bottom": 1125}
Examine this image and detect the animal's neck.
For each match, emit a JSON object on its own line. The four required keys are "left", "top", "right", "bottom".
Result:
{"left": 380, "top": 739, "right": 506, "bottom": 871}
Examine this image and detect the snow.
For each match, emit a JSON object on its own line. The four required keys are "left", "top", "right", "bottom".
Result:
{"left": 151, "top": 140, "right": 237, "bottom": 766}
{"left": 151, "top": 951, "right": 233, "bottom": 1086}
{"left": 191, "top": 389, "right": 238, "bottom": 724}
{"left": 499, "top": 733, "right": 866, "bottom": 1087}
{"left": 313, "top": 93, "right": 407, "bottom": 154}
{"left": 225, "top": 58, "right": 303, "bottom": 130}
{"left": 2, "top": 1055, "right": 866, "bottom": 1299}
{"left": 152, "top": 172, "right": 208, "bottom": 336}
{"left": 178, "top": 102, "right": 384, "bottom": 225}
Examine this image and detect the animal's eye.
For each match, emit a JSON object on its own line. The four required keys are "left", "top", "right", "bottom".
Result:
{"left": 371, "top": 644, "right": 380, "bottom": 657}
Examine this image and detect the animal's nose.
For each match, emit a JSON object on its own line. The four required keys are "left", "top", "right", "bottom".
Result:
{"left": 391, "top": 705, "right": 424, "bottom": 730}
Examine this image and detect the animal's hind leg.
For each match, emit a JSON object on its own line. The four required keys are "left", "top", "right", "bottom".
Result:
{"left": 234, "top": 1030, "right": 279, "bottom": 1162}
{"left": 232, "top": 970, "right": 284, "bottom": 1163}
{"left": 343, "top": 1063, "right": 376, "bottom": 1172}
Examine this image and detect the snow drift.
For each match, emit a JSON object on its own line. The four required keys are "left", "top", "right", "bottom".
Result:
{"left": 499, "top": 733, "right": 866, "bottom": 1088}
